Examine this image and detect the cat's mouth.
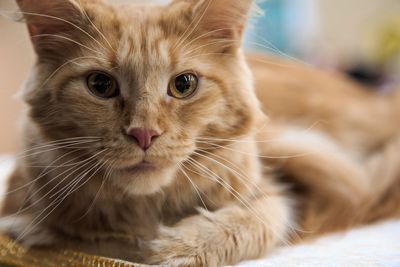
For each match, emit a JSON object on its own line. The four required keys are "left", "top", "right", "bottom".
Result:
{"left": 118, "top": 161, "right": 158, "bottom": 174}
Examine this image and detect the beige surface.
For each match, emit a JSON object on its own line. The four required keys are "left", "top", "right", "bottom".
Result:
{"left": 0, "top": 1, "right": 34, "bottom": 153}
{"left": 316, "top": 0, "right": 400, "bottom": 63}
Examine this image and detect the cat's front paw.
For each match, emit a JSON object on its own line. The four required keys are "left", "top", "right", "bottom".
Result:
{"left": 147, "top": 212, "right": 228, "bottom": 267}
{"left": 148, "top": 227, "right": 221, "bottom": 267}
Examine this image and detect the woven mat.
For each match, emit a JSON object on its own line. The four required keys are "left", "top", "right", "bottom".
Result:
{"left": 0, "top": 235, "right": 145, "bottom": 267}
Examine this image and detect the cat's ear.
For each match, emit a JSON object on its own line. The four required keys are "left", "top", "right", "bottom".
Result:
{"left": 174, "top": 0, "right": 254, "bottom": 48}
{"left": 16, "top": 0, "right": 84, "bottom": 56}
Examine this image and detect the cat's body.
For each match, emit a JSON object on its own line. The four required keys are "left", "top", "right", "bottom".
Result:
{"left": 1, "top": 0, "right": 400, "bottom": 266}
{"left": 251, "top": 55, "right": 400, "bottom": 234}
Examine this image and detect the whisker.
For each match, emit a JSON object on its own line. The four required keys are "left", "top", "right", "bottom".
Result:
{"left": 48, "top": 150, "right": 109, "bottom": 199}
{"left": 75, "top": 0, "right": 116, "bottom": 52}
{"left": 183, "top": 39, "right": 237, "bottom": 56}
{"left": 53, "top": 153, "right": 109, "bottom": 201}
{"left": 196, "top": 120, "right": 326, "bottom": 146}
{"left": 186, "top": 158, "right": 261, "bottom": 214}
{"left": 192, "top": 150, "right": 264, "bottom": 200}
{"left": 247, "top": 31, "right": 307, "bottom": 65}
{"left": 185, "top": 158, "right": 294, "bottom": 247}
{"left": 183, "top": 52, "right": 302, "bottom": 69}
{"left": 1, "top": 149, "right": 87, "bottom": 197}
{"left": 197, "top": 136, "right": 279, "bottom": 144}
{"left": 178, "top": 164, "right": 209, "bottom": 212}
{"left": 13, "top": 137, "right": 101, "bottom": 156}
{"left": 192, "top": 150, "right": 306, "bottom": 238}
{"left": 2, "top": 139, "right": 101, "bottom": 166}
{"left": 2, "top": 149, "right": 107, "bottom": 221}
{"left": 196, "top": 140, "right": 316, "bottom": 159}
{"left": 13, "top": 158, "right": 100, "bottom": 241}
{"left": 180, "top": 27, "right": 234, "bottom": 51}
{"left": 15, "top": 150, "right": 108, "bottom": 242}
{"left": 2, "top": 10, "right": 109, "bottom": 51}
{"left": 76, "top": 158, "right": 116, "bottom": 221}
{"left": 5, "top": 149, "right": 84, "bottom": 238}
{"left": 36, "top": 56, "right": 105, "bottom": 92}
{"left": 186, "top": 158, "right": 262, "bottom": 214}
{"left": 172, "top": 0, "right": 214, "bottom": 53}
{"left": 31, "top": 34, "right": 103, "bottom": 55}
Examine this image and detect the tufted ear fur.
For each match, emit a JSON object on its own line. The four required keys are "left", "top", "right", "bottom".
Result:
{"left": 16, "top": 0, "right": 85, "bottom": 57}
{"left": 174, "top": 0, "right": 254, "bottom": 49}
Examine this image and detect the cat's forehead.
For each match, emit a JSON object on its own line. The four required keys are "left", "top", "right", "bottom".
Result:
{"left": 110, "top": 4, "right": 185, "bottom": 73}
{"left": 114, "top": 3, "right": 179, "bottom": 30}
{"left": 117, "top": 26, "right": 173, "bottom": 76}
{"left": 81, "top": 1, "right": 208, "bottom": 78}
{"left": 117, "top": 3, "right": 162, "bottom": 22}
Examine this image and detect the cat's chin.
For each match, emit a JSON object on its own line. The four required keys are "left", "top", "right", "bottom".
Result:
{"left": 112, "top": 164, "right": 177, "bottom": 196}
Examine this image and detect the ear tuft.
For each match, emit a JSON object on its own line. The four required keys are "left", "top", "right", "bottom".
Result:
{"left": 16, "top": 0, "right": 83, "bottom": 34}
{"left": 16, "top": 0, "right": 84, "bottom": 55}
{"left": 179, "top": 0, "right": 254, "bottom": 47}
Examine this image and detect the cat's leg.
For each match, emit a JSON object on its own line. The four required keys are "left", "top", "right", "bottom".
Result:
{"left": 364, "top": 135, "right": 400, "bottom": 197}
{"left": 147, "top": 185, "right": 292, "bottom": 267}
{"left": 255, "top": 126, "right": 376, "bottom": 235}
{"left": 360, "top": 135, "right": 400, "bottom": 221}
{"left": 257, "top": 126, "right": 400, "bottom": 234}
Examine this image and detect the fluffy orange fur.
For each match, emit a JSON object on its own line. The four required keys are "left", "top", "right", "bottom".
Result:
{"left": 251, "top": 55, "right": 400, "bottom": 236}
{"left": 1, "top": 0, "right": 399, "bottom": 266}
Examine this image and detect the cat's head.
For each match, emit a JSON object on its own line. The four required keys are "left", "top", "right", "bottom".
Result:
{"left": 17, "top": 0, "right": 263, "bottom": 195}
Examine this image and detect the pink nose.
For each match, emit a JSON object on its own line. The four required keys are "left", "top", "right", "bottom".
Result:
{"left": 127, "top": 128, "right": 160, "bottom": 151}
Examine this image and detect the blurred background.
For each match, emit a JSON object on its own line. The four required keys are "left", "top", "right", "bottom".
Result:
{"left": 0, "top": 0, "right": 399, "bottom": 153}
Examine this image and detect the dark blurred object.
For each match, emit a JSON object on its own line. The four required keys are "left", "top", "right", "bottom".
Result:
{"left": 345, "top": 21, "right": 400, "bottom": 89}
{"left": 345, "top": 63, "right": 384, "bottom": 87}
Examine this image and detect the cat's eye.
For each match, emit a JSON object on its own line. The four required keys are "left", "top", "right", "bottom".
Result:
{"left": 168, "top": 72, "right": 199, "bottom": 99}
{"left": 86, "top": 72, "right": 119, "bottom": 99}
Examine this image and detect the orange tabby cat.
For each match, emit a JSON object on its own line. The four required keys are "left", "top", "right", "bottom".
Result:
{"left": 1, "top": 0, "right": 399, "bottom": 266}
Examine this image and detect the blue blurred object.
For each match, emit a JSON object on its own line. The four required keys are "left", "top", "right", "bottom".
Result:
{"left": 245, "top": 0, "right": 319, "bottom": 59}
{"left": 245, "top": 0, "right": 289, "bottom": 54}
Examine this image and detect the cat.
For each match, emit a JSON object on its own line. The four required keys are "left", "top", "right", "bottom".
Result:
{"left": 1, "top": 0, "right": 400, "bottom": 266}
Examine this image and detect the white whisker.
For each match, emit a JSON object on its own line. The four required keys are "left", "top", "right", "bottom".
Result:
{"left": 75, "top": 0, "right": 116, "bottom": 52}
{"left": 196, "top": 140, "right": 315, "bottom": 159}
{"left": 172, "top": 0, "right": 214, "bottom": 52}
{"left": 179, "top": 164, "right": 209, "bottom": 212}
{"left": 14, "top": 150, "right": 108, "bottom": 242}
{"left": 76, "top": 158, "right": 116, "bottom": 221}
{"left": 180, "top": 27, "right": 234, "bottom": 51}
{"left": 3, "top": 149, "right": 107, "bottom": 221}
{"left": 3, "top": 10, "right": 108, "bottom": 51}
{"left": 192, "top": 150, "right": 264, "bottom": 200}
{"left": 31, "top": 34, "right": 104, "bottom": 55}
{"left": 185, "top": 158, "right": 294, "bottom": 247}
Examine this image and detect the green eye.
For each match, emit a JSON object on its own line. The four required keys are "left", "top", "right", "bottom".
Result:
{"left": 168, "top": 72, "right": 199, "bottom": 99}
{"left": 87, "top": 72, "right": 119, "bottom": 99}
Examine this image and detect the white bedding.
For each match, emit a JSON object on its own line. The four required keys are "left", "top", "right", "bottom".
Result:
{"left": 238, "top": 221, "right": 400, "bottom": 267}
{"left": 0, "top": 156, "right": 399, "bottom": 266}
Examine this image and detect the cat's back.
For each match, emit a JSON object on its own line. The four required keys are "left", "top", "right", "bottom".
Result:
{"left": 248, "top": 54, "right": 400, "bottom": 151}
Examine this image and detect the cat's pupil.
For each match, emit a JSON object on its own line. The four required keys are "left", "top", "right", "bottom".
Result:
{"left": 168, "top": 72, "right": 198, "bottom": 99}
{"left": 175, "top": 74, "right": 193, "bottom": 93}
{"left": 93, "top": 74, "right": 112, "bottom": 94}
{"left": 87, "top": 72, "right": 119, "bottom": 99}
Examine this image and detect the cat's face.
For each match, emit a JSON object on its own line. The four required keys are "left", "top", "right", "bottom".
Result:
{"left": 18, "top": 0, "right": 261, "bottom": 195}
